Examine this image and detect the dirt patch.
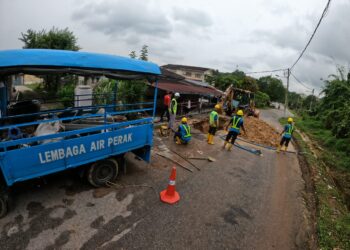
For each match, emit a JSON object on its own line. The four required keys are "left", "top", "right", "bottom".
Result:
{"left": 93, "top": 187, "right": 114, "bottom": 198}
{"left": 293, "top": 137, "right": 318, "bottom": 250}
{"left": 191, "top": 116, "right": 227, "bottom": 132}
{"left": 191, "top": 115, "right": 280, "bottom": 147}
{"left": 240, "top": 116, "right": 280, "bottom": 147}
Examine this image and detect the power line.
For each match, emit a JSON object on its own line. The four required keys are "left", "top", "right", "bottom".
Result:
{"left": 245, "top": 68, "right": 287, "bottom": 75}
{"left": 290, "top": 72, "right": 313, "bottom": 91}
{"left": 290, "top": 0, "right": 331, "bottom": 70}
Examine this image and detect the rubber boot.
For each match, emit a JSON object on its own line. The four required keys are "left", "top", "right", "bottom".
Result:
{"left": 276, "top": 145, "right": 281, "bottom": 153}
{"left": 207, "top": 134, "right": 212, "bottom": 144}
{"left": 176, "top": 137, "right": 182, "bottom": 145}
{"left": 222, "top": 141, "right": 228, "bottom": 150}
{"left": 283, "top": 145, "right": 287, "bottom": 152}
{"left": 227, "top": 143, "right": 233, "bottom": 151}
{"left": 207, "top": 133, "right": 210, "bottom": 142}
{"left": 208, "top": 135, "right": 214, "bottom": 145}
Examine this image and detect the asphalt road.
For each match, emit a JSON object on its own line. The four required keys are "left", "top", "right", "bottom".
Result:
{"left": 0, "top": 109, "right": 309, "bottom": 250}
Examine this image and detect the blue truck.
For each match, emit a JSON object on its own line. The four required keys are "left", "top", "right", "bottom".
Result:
{"left": 0, "top": 49, "right": 161, "bottom": 217}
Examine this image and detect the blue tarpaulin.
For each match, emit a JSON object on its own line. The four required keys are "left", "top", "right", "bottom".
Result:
{"left": 0, "top": 49, "right": 161, "bottom": 76}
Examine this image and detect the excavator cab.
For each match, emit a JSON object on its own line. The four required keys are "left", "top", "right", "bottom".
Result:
{"left": 221, "top": 85, "right": 259, "bottom": 118}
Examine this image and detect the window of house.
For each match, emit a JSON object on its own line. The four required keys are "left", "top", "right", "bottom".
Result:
{"left": 195, "top": 73, "right": 201, "bottom": 78}
{"left": 185, "top": 72, "right": 192, "bottom": 77}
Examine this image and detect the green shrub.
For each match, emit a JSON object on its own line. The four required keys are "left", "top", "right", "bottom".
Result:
{"left": 58, "top": 83, "right": 75, "bottom": 107}
{"left": 254, "top": 91, "right": 270, "bottom": 108}
{"left": 93, "top": 79, "right": 116, "bottom": 105}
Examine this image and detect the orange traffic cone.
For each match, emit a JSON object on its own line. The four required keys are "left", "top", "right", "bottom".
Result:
{"left": 160, "top": 166, "right": 180, "bottom": 204}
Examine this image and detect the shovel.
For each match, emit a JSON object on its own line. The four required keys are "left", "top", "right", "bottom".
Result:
{"left": 187, "top": 156, "right": 216, "bottom": 162}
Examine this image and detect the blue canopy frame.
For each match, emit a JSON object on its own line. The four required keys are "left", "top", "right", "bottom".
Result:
{"left": 0, "top": 49, "right": 160, "bottom": 117}
{"left": 0, "top": 49, "right": 161, "bottom": 186}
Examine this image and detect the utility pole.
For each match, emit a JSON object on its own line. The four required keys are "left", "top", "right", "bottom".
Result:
{"left": 284, "top": 68, "right": 290, "bottom": 117}
{"left": 309, "top": 88, "right": 315, "bottom": 111}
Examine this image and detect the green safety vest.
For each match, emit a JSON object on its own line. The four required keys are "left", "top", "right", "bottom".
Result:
{"left": 231, "top": 116, "right": 242, "bottom": 131}
{"left": 285, "top": 124, "right": 294, "bottom": 136}
{"left": 181, "top": 124, "right": 191, "bottom": 137}
{"left": 209, "top": 111, "right": 218, "bottom": 127}
{"left": 169, "top": 98, "right": 177, "bottom": 114}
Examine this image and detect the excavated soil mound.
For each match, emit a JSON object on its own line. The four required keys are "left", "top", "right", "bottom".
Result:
{"left": 191, "top": 115, "right": 280, "bottom": 147}
{"left": 240, "top": 116, "right": 280, "bottom": 147}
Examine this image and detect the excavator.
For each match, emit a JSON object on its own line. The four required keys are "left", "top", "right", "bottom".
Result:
{"left": 219, "top": 85, "right": 260, "bottom": 118}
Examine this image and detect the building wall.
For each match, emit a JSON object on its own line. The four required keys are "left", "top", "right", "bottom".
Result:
{"left": 24, "top": 75, "right": 43, "bottom": 85}
{"left": 168, "top": 69, "right": 213, "bottom": 82}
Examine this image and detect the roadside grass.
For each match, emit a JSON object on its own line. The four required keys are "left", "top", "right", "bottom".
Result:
{"left": 279, "top": 117, "right": 350, "bottom": 249}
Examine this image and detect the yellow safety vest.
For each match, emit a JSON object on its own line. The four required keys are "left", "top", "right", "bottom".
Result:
{"left": 169, "top": 98, "right": 177, "bottom": 114}
{"left": 209, "top": 111, "right": 218, "bottom": 127}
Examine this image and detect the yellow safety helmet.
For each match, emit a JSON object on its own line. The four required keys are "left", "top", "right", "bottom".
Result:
{"left": 181, "top": 117, "right": 188, "bottom": 123}
{"left": 288, "top": 117, "right": 293, "bottom": 123}
{"left": 215, "top": 104, "right": 221, "bottom": 110}
{"left": 237, "top": 110, "right": 244, "bottom": 116}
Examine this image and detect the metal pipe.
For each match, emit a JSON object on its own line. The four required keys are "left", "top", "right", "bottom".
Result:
{"left": 152, "top": 80, "right": 159, "bottom": 120}
{"left": 113, "top": 81, "right": 118, "bottom": 111}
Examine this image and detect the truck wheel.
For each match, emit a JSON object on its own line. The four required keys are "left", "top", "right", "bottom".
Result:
{"left": 0, "top": 190, "right": 9, "bottom": 218}
{"left": 117, "top": 155, "right": 126, "bottom": 174}
{"left": 87, "top": 159, "right": 118, "bottom": 187}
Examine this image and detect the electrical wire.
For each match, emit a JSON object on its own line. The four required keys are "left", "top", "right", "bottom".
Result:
{"left": 290, "top": 72, "right": 313, "bottom": 91}
{"left": 290, "top": 0, "right": 331, "bottom": 70}
{"left": 245, "top": 68, "right": 287, "bottom": 75}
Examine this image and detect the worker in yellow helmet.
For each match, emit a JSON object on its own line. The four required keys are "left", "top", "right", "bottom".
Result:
{"left": 223, "top": 109, "right": 246, "bottom": 151}
{"left": 174, "top": 117, "right": 192, "bottom": 145}
{"left": 207, "top": 104, "right": 221, "bottom": 145}
{"left": 168, "top": 92, "right": 180, "bottom": 130}
{"left": 277, "top": 117, "right": 294, "bottom": 152}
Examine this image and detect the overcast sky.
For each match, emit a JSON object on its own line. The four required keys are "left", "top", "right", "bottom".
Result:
{"left": 0, "top": 0, "right": 349, "bottom": 95}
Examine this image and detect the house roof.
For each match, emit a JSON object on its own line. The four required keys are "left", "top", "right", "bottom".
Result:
{"left": 154, "top": 80, "right": 222, "bottom": 97}
{"left": 162, "top": 64, "right": 212, "bottom": 72}
{"left": 160, "top": 67, "right": 185, "bottom": 81}
{"left": 184, "top": 79, "right": 210, "bottom": 87}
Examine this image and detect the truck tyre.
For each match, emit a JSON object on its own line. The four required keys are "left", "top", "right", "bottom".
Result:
{"left": 0, "top": 189, "right": 9, "bottom": 218}
{"left": 87, "top": 159, "right": 118, "bottom": 187}
{"left": 117, "top": 155, "right": 126, "bottom": 174}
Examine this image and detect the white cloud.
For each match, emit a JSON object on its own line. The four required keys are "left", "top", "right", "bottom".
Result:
{"left": 0, "top": 0, "right": 348, "bottom": 94}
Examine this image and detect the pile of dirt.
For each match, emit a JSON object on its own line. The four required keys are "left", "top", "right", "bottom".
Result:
{"left": 240, "top": 116, "right": 280, "bottom": 147}
{"left": 191, "top": 115, "right": 280, "bottom": 147}
{"left": 191, "top": 116, "right": 228, "bottom": 132}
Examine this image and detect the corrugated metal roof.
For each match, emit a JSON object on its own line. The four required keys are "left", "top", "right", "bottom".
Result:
{"left": 184, "top": 79, "right": 210, "bottom": 87}
{"left": 154, "top": 81, "right": 222, "bottom": 96}
{"left": 162, "top": 64, "right": 211, "bottom": 72}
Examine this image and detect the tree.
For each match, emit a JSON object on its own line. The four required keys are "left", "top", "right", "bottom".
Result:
{"left": 257, "top": 76, "right": 285, "bottom": 102}
{"left": 288, "top": 91, "right": 304, "bottom": 110}
{"left": 318, "top": 69, "right": 350, "bottom": 138}
{"left": 129, "top": 51, "right": 137, "bottom": 59}
{"left": 206, "top": 70, "right": 247, "bottom": 91}
{"left": 19, "top": 27, "right": 81, "bottom": 94}
{"left": 19, "top": 27, "right": 80, "bottom": 51}
{"left": 255, "top": 91, "right": 270, "bottom": 108}
{"left": 112, "top": 46, "right": 151, "bottom": 106}
{"left": 139, "top": 45, "right": 148, "bottom": 61}
{"left": 241, "top": 76, "right": 258, "bottom": 92}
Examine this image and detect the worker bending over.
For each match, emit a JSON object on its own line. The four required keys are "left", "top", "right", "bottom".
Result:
{"left": 174, "top": 117, "right": 192, "bottom": 145}
{"left": 207, "top": 104, "right": 220, "bottom": 145}
{"left": 223, "top": 110, "right": 246, "bottom": 151}
{"left": 277, "top": 117, "right": 294, "bottom": 152}
{"left": 168, "top": 92, "right": 180, "bottom": 130}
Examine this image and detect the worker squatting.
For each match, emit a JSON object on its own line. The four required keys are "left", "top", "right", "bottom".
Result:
{"left": 38, "top": 133, "right": 133, "bottom": 164}
{"left": 167, "top": 92, "right": 294, "bottom": 151}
